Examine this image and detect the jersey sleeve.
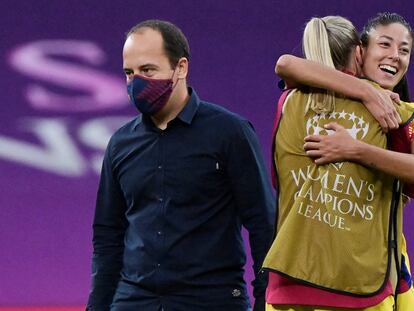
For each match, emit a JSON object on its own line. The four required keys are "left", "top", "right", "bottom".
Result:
{"left": 396, "top": 101, "right": 414, "bottom": 125}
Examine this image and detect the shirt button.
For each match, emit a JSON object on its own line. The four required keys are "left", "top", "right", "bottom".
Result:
{"left": 157, "top": 231, "right": 162, "bottom": 236}
{"left": 157, "top": 263, "right": 161, "bottom": 267}
{"left": 158, "top": 165, "right": 162, "bottom": 169}
{"left": 158, "top": 197, "right": 163, "bottom": 202}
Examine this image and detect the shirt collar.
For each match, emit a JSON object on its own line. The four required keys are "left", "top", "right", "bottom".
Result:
{"left": 175, "top": 87, "right": 200, "bottom": 125}
{"left": 133, "top": 87, "right": 200, "bottom": 130}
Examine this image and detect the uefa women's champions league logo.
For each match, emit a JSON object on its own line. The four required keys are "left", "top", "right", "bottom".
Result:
{"left": 306, "top": 111, "right": 370, "bottom": 140}
{"left": 306, "top": 111, "right": 370, "bottom": 170}
{"left": 290, "top": 110, "right": 375, "bottom": 231}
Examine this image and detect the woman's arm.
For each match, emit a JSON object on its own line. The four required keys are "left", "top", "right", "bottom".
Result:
{"left": 303, "top": 122, "right": 414, "bottom": 183}
{"left": 276, "top": 54, "right": 401, "bottom": 131}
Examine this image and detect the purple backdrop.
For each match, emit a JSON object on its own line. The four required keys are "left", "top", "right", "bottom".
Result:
{"left": 1, "top": 0, "right": 414, "bottom": 307}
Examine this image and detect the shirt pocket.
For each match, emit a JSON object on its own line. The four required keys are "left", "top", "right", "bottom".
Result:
{"left": 168, "top": 154, "right": 226, "bottom": 203}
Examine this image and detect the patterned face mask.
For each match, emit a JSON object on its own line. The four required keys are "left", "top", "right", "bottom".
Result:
{"left": 127, "top": 73, "right": 174, "bottom": 115}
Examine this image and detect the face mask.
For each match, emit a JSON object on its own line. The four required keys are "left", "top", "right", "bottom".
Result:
{"left": 127, "top": 73, "right": 174, "bottom": 115}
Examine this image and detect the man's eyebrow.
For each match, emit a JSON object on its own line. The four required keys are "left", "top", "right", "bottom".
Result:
{"left": 139, "top": 63, "right": 159, "bottom": 69}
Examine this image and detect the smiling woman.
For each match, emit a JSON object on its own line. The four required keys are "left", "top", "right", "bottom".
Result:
{"left": 360, "top": 18, "right": 412, "bottom": 90}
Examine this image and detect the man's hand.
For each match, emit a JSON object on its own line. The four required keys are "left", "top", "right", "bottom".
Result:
{"left": 304, "top": 122, "right": 361, "bottom": 164}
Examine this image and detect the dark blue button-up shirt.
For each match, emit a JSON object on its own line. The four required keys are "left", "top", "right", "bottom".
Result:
{"left": 87, "top": 88, "right": 275, "bottom": 311}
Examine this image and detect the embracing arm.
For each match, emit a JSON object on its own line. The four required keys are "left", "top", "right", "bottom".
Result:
{"left": 276, "top": 54, "right": 400, "bottom": 130}
{"left": 304, "top": 122, "right": 414, "bottom": 183}
{"left": 277, "top": 54, "right": 370, "bottom": 97}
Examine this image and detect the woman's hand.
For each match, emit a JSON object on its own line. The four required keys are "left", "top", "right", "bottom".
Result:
{"left": 304, "top": 122, "right": 361, "bottom": 164}
{"left": 362, "top": 83, "right": 401, "bottom": 132}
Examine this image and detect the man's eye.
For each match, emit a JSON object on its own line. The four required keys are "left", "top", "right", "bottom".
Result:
{"left": 142, "top": 68, "right": 154, "bottom": 74}
{"left": 141, "top": 68, "right": 156, "bottom": 77}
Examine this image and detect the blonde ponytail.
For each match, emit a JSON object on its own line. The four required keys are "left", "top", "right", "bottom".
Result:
{"left": 303, "top": 17, "right": 336, "bottom": 114}
{"left": 302, "top": 16, "right": 360, "bottom": 114}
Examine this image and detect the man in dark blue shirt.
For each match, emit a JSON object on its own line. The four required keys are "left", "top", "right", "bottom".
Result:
{"left": 86, "top": 19, "right": 274, "bottom": 311}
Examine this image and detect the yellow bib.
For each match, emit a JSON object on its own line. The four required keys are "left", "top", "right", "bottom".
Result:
{"left": 263, "top": 88, "right": 413, "bottom": 295}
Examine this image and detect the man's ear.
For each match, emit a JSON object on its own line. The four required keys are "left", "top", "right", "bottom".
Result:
{"left": 176, "top": 57, "right": 189, "bottom": 79}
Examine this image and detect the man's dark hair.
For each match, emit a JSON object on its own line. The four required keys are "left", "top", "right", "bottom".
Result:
{"left": 127, "top": 19, "right": 190, "bottom": 68}
{"left": 360, "top": 12, "right": 414, "bottom": 48}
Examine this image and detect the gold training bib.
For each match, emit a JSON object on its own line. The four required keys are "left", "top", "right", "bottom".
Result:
{"left": 263, "top": 88, "right": 413, "bottom": 295}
